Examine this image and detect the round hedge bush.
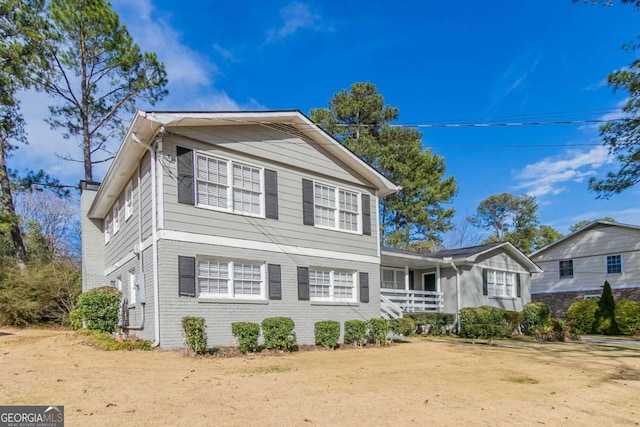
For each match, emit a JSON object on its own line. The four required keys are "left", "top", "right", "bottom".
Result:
{"left": 614, "top": 299, "right": 640, "bottom": 336}
{"left": 567, "top": 298, "right": 598, "bottom": 335}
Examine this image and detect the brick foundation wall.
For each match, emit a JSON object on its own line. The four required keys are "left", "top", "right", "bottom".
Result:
{"left": 532, "top": 287, "right": 640, "bottom": 318}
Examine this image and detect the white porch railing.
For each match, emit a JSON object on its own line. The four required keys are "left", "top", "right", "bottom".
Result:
{"left": 380, "top": 294, "right": 404, "bottom": 319}
{"left": 380, "top": 288, "right": 444, "bottom": 314}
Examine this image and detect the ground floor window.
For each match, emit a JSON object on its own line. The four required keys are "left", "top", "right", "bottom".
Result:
{"left": 197, "top": 258, "right": 264, "bottom": 299}
{"left": 486, "top": 269, "right": 515, "bottom": 297}
{"left": 309, "top": 268, "right": 356, "bottom": 302}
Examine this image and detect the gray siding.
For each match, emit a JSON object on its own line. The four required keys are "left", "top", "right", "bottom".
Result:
{"left": 139, "top": 152, "right": 153, "bottom": 240}
{"left": 80, "top": 183, "right": 104, "bottom": 291}
{"left": 104, "top": 170, "right": 140, "bottom": 268}
{"left": 156, "top": 240, "right": 380, "bottom": 349}
{"left": 160, "top": 134, "right": 379, "bottom": 257}
{"left": 532, "top": 224, "right": 640, "bottom": 294}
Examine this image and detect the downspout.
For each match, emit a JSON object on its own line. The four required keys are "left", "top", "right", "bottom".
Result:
{"left": 132, "top": 130, "right": 162, "bottom": 347}
{"left": 444, "top": 257, "right": 461, "bottom": 333}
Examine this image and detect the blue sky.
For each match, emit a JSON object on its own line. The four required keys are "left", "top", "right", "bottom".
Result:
{"left": 15, "top": 0, "right": 640, "bottom": 241}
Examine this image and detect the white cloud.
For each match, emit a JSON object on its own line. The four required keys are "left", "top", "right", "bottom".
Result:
{"left": 213, "top": 43, "right": 234, "bottom": 61}
{"left": 266, "top": 2, "right": 327, "bottom": 43}
{"left": 513, "top": 145, "right": 614, "bottom": 198}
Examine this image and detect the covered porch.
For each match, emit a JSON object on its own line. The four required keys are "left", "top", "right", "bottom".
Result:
{"left": 380, "top": 248, "right": 446, "bottom": 318}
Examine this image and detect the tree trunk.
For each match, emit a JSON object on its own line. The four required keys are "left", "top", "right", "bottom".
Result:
{"left": 0, "top": 135, "right": 28, "bottom": 270}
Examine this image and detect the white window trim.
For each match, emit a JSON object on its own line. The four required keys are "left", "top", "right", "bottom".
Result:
{"left": 129, "top": 269, "right": 137, "bottom": 304}
{"left": 559, "top": 259, "right": 574, "bottom": 279}
{"left": 381, "top": 267, "right": 405, "bottom": 290}
{"left": 124, "top": 181, "right": 133, "bottom": 221}
{"left": 605, "top": 254, "right": 623, "bottom": 275}
{"left": 309, "top": 268, "right": 357, "bottom": 303}
{"left": 486, "top": 269, "right": 516, "bottom": 298}
{"left": 194, "top": 151, "right": 265, "bottom": 218}
{"left": 197, "top": 258, "right": 266, "bottom": 300}
{"left": 104, "top": 213, "right": 112, "bottom": 244}
{"left": 312, "top": 180, "right": 361, "bottom": 235}
{"left": 112, "top": 203, "right": 120, "bottom": 235}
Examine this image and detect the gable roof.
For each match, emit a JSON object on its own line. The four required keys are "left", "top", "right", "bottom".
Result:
{"left": 87, "top": 110, "right": 401, "bottom": 219}
{"left": 381, "top": 241, "right": 542, "bottom": 273}
{"left": 530, "top": 220, "right": 640, "bottom": 258}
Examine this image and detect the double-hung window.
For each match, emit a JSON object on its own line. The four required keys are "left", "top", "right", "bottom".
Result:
{"left": 124, "top": 181, "right": 133, "bottom": 220}
{"left": 196, "top": 153, "right": 263, "bottom": 216}
{"left": 112, "top": 203, "right": 120, "bottom": 235}
{"left": 559, "top": 260, "right": 573, "bottom": 279}
{"left": 486, "top": 269, "right": 515, "bottom": 298}
{"left": 381, "top": 268, "right": 404, "bottom": 289}
{"left": 104, "top": 213, "right": 112, "bottom": 244}
{"left": 309, "top": 268, "right": 356, "bottom": 302}
{"left": 606, "top": 255, "right": 622, "bottom": 274}
{"left": 197, "top": 258, "right": 264, "bottom": 299}
{"left": 313, "top": 182, "right": 360, "bottom": 233}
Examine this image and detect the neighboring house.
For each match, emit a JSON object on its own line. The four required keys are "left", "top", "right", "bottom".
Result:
{"left": 80, "top": 110, "right": 399, "bottom": 349}
{"left": 380, "top": 242, "right": 542, "bottom": 319}
{"left": 530, "top": 221, "right": 640, "bottom": 317}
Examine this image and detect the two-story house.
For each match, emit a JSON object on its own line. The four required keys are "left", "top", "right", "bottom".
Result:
{"left": 80, "top": 110, "right": 400, "bottom": 349}
{"left": 530, "top": 220, "right": 640, "bottom": 317}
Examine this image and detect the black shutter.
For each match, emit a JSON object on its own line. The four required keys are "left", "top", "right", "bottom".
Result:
{"left": 482, "top": 268, "right": 488, "bottom": 296}
{"left": 359, "top": 272, "right": 370, "bottom": 303}
{"left": 177, "top": 147, "right": 194, "bottom": 205}
{"left": 362, "top": 194, "right": 371, "bottom": 235}
{"left": 268, "top": 264, "right": 282, "bottom": 300}
{"left": 178, "top": 256, "right": 196, "bottom": 297}
{"left": 297, "top": 267, "right": 309, "bottom": 300}
{"left": 409, "top": 270, "right": 415, "bottom": 290}
{"left": 302, "top": 179, "right": 314, "bottom": 226}
{"left": 265, "top": 169, "right": 279, "bottom": 219}
{"left": 516, "top": 273, "right": 522, "bottom": 297}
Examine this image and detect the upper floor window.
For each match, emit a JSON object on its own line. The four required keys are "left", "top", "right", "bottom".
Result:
{"left": 309, "top": 268, "right": 357, "bottom": 302}
{"left": 314, "top": 182, "right": 360, "bottom": 233}
{"left": 197, "top": 258, "right": 265, "bottom": 299}
{"left": 486, "top": 269, "right": 515, "bottom": 298}
{"left": 125, "top": 181, "right": 133, "bottom": 220}
{"left": 112, "top": 203, "right": 120, "bottom": 235}
{"left": 559, "top": 260, "right": 573, "bottom": 279}
{"left": 104, "top": 213, "right": 112, "bottom": 244}
{"left": 196, "top": 153, "right": 263, "bottom": 216}
{"left": 606, "top": 255, "right": 622, "bottom": 274}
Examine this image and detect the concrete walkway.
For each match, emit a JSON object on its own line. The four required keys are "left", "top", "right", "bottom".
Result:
{"left": 580, "top": 336, "right": 640, "bottom": 347}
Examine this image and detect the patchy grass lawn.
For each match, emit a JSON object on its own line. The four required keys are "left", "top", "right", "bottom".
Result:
{"left": 1, "top": 329, "right": 639, "bottom": 426}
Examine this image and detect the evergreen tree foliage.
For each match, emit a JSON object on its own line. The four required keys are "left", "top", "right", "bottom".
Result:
{"left": 469, "top": 193, "right": 562, "bottom": 254}
{"left": 594, "top": 281, "right": 618, "bottom": 335}
{"left": 41, "top": 0, "right": 168, "bottom": 181}
{"left": 311, "top": 82, "right": 457, "bottom": 247}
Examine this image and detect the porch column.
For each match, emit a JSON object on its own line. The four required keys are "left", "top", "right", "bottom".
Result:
{"left": 404, "top": 265, "right": 410, "bottom": 291}
{"left": 436, "top": 265, "right": 441, "bottom": 293}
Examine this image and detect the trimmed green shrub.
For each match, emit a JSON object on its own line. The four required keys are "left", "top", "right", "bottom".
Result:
{"left": 182, "top": 316, "right": 207, "bottom": 354}
{"left": 261, "top": 317, "right": 296, "bottom": 351}
{"left": 71, "top": 286, "right": 121, "bottom": 333}
{"left": 344, "top": 319, "right": 367, "bottom": 346}
{"left": 405, "top": 312, "right": 456, "bottom": 335}
{"left": 389, "top": 317, "right": 416, "bottom": 336}
{"left": 594, "top": 281, "right": 618, "bottom": 335}
{"left": 504, "top": 310, "right": 524, "bottom": 335}
{"left": 567, "top": 298, "right": 598, "bottom": 335}
{"left": 314, "top": 320, "right": 341, "bottom": 349}
{"left": 522, "top": 302, "right": 551, "bottom": 335}
{"left": 459, "top": 306, "right": 510, "bottom": 340}
{"left": 614, "top": 299, "right": 640, "bottom": 336}
{"left": 231, "top": 322, "right": 261, "bottom": 353}
{"left": 368, "top": 318, "right": 389, "bottom": 345}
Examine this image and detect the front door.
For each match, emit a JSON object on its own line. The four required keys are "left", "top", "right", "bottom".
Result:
{"left": 423, "top": 273, "right": 436, "bottom": 292}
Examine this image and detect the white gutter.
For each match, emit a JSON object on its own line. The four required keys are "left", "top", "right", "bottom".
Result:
{"left": 444, "top": 257, "right": 461, "bottom": 333}
{"left": 132, "top": 131, "right": 161, "bottom": 347}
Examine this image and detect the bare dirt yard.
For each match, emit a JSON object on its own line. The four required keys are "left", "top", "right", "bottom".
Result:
{"left": 1, "top": 329, "right": 639, "bottom": 426}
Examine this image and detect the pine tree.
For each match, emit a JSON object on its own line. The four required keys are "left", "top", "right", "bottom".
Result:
{"left": 594, "top": 281, "right": 618, "bottom": 335}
